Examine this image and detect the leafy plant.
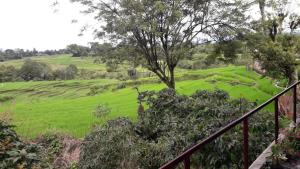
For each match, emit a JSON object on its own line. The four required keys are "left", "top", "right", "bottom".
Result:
{"left": 93, "top": 104, "right": 111, "bottom": 119}
{"left": 0, "top": 121, "right": 46, "bottom": 169}
{"left": 269, "top": 127, "right": 300, "bottom": 166}
{"left": 79, "top": 89, "right": 274, "bottom": 169}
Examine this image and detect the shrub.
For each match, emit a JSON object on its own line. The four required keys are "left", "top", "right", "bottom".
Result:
{"left": 87, "top": 86, "right": 101, "bottom": 96}
{"left": 93, "top": 104, "right": 111, "bottom": 118}
{"left": 192, "top": 60, "right": 206, "bottom": 69}
{"left": 79, "top": 118, "right": 137, "bottom": 169}
{"left": 0, "top": 121, "right": 47, "bottom": 169}
{"left": 177, "top": 60, "right": 193, "bottom": 69}
{"left": 54, "top": 64, "right": 78, "bottom": 80}
{"left": 0, "top": 65, "right": 18, "bottom": 82}
{"left": 65, "top": 64, "right": 78, "bottom": 79}
{"left": 0, "top": 96, "right": 14, "bottom": 103}
{"left": 106, "top": 61, "right": 119, "bottom": 72}
{"left": 116, "top": 83, "right": 126, "bottom": 89}
{"left": 19, "top": 59, "right": 53, "bottom": 81}
{"left": 127, "top": 68, "right": 138, "bottom": 79}
{"left": 79, "top": 89, "right": 274, "bottom": 169}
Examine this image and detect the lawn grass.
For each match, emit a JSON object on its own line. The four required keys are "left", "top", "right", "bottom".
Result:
{"left": 0, "top": 65, "right": 281, "bottom": 138}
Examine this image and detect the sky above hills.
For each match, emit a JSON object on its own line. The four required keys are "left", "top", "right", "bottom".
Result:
{"left": 0, "top": 0, "right": 299, "bottom": 51}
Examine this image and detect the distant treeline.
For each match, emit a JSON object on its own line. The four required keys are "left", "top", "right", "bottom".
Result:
{"left": 0, "top": 59, "right": 78, "bottom": 82}
{"left": 0, "top": 48, "right": 68, "bottom": 61}
{"left": 0, "top": 42, "right": 140, "bottom": 63}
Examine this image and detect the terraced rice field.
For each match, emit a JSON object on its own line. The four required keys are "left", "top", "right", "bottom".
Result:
{"left": 0, "top": 64, "right": 280, "bottom": 138}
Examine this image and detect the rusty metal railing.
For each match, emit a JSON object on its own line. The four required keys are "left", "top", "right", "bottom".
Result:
{"left": 160, "top": 81, "right": 300, "bottom": 169}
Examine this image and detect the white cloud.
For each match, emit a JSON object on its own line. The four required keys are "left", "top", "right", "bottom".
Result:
{"left": 0, "top": 0, "right": 96, "bottom": 51}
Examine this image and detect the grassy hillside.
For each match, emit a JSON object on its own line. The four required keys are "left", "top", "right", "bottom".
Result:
{"left": 0, "top": 55, "right": 107, "bottom": 70}
{"left": 0, "top": 64, "right": 281, "bottom": 138}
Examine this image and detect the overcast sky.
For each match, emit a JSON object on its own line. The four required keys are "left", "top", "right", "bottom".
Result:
{"left": 0, "top": 0, "right": 299, "bottom": 51}
{"left": 0, "top": 0, "right": 95, "bottom": 51}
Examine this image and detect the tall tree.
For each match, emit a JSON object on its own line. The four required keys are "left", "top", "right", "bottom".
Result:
{"left": 257, "top": 0, "right": 266, "bottom": 33}
{"left": 72, "top": 0, "right": 248, "bottom": 89}
{"left": 248, "top": 0, "right": 300, "bottom": 85}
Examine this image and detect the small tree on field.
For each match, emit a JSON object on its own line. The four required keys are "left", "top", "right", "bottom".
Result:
{"left": 19, "top": 59, "right": 53, "bottom": 81}
{"left": 66, "top": 44, "right": 89, "bottom": 57}
{"left": 72, "top": 0, "right": 248, "bottom": 89}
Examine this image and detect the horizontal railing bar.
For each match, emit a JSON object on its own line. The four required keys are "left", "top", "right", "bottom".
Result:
{"left": 160, "top": 81, "right": 300, "bottom": 169}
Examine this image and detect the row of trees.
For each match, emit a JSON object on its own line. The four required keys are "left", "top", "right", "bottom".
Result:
{"left": 0, "top": 48, "right": 68, "bottom": 61}
{"left": 0, "top": 60, "right": 78, "bottom": 82}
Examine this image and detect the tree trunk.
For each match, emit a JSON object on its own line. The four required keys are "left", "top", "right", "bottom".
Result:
{"left": 152, "top": 70, "right": 175, "bottom": 89}
{"left": 258, "top": 0, "right": 266, "bottom": 34}
{"left": 168, "top": 68, "right": 175, "bottom": 89}
{"left": 288, "top": 69, "right": 298, "bottom": 86}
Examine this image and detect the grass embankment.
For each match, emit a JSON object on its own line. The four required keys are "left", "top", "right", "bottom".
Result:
{"left": 0, "top": 63, "right": 280, "bottom": 138}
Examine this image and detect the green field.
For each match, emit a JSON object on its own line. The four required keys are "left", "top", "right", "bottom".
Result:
{"left": 0, "top": 56, "right": 282, "bottom": 138}
{"left": 0, "top": 67, "right": 280, "bottom": 138}
{"left": 0, "top": 55, "right": 107, "bottom": 70}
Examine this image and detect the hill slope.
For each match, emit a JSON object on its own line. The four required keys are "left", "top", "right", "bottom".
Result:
{"left": 0, "top": 65, "right": 280, "bottom": 138}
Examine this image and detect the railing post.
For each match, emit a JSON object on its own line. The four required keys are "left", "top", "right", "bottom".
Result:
{"left": 275, "top": 98, "right": 279, "bottom": 144}
{"left": 243, "top": 118, "right": 249, "bottom": 169}
{"left": 184, "top": 157, "right": 190, "bottom": 169}
{"left": 293, "top": 86, "right": 297, "bottom": 124}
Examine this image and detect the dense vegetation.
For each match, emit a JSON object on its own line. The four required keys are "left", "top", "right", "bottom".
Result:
{"left": 0, "top": 121, "right": 43, "bottom": 168}
{"left": 0, "top": 58, "right": 279, "bottom": 138}
{"left": 1, "top": 0, "right": 299, "bottom": 168}
{"left": 0, "top": 59, "right": 78, "bottom": 82}
{"left": 79, "top": 89, "right": 274, "bottom": 169}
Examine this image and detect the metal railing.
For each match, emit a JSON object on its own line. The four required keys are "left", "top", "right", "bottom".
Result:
{"left": 160, "top": 81, "right": 300, "bottom": 169}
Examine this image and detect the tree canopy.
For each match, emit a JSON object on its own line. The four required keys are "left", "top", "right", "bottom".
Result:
{"left": 72, "top": 0, "right": 249, "bottom": 88}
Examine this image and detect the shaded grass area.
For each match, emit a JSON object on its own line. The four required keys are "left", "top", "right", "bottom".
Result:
{"left": 0, "top": 66, "right": 281, "bottom": 138}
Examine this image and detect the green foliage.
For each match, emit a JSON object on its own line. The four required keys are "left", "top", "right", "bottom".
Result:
{"left": 73, "top": 0, "right": 249, "bottom": 88}
{"left": 67, "top": 44, "right": 89, "bottom": 57}
{"left": 254, "top": 35, "right": 298, "bottom": 83}
{"left": 19, "top": 59, "right": 53, "bottom": 81}
{"left": 79, "top": 118, "right": 137, "bottom": 169}
{"left": 207, "top": 40, "right": 244, "bottom": 65}
{"left": 79, "top": 89, "right": 274, "bottom": 169}
{"left": 0, "top": 121, "right": 44, "bottom": 169}
{"left": 93, "top": 104, "right": 111, "bottom": 119}
{"left": 0, "top": 66, "right": 279, "bottom": 138}
{"left": 0, "top": 96, "right": 14, "bottom": 103}
{"left": 127, "top": 68, "right": 138, "bottom": 79}
{"left": 0, "top": 65, "right": 18, "bottom": 82}
{"left": 269, "top": 127, "right": 300, "bottom": 165}
{"left": 36, "top": 134, "right": 63, "bottom": 167}
{"left": 105, "top": 60, "right": 119, "bottom": 72}
{"left": 54, "top": 64, "right": 78, "bottom": 80}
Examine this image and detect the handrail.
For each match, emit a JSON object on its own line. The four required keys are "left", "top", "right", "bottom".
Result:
{"left": 160, "top": 81, "right": 300, "bottom": 169}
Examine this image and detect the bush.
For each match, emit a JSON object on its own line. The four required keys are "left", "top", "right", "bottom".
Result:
{"left": 177, "top": 60, "right": 193, "bottom": 69}
{"left": 19, "top": 59, "right": 53, "bottom": 81}
{"left": 93, "top": 104, "right": 111, "bottom": 118}
{"left": 127, "top": 68, "right": 138, "bottom": 79}
{"left": 116, "top": 83, "right": 126, "bottom": 89}
{"left": 0, "top": 65, "right": 18, "bottom": 82}
{"left": 54, "top": 64, "right": 78, "bottom": 80}
{"left": 79, "top": 89, "right": 274, "bottom": 169}
{"left": 106, "top": 61, "right": 119, "bottom": 72}
{"left": 79, "top": 118, "right": 137, "bottom": 169}
{"left": 0, "top": 121, "right": 47, "bottom": 169}
{"left": 0, "top": 96, "right": 14, "bottom": 103}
